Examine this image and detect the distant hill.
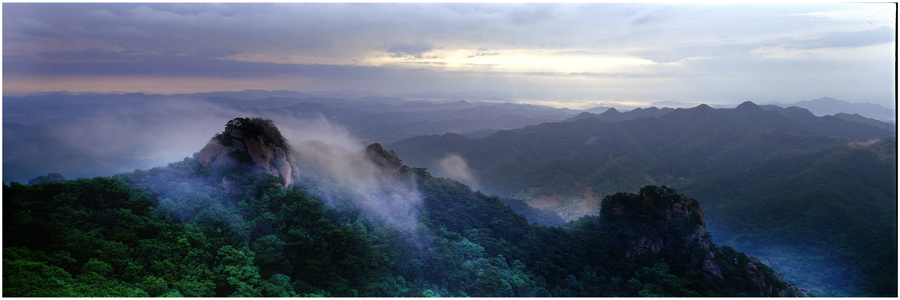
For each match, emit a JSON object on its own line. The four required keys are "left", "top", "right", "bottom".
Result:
{"left": 390, "top": 101, "right": 892, "bottom": 200}
{"left": 759, "top": 105, "right": 896, "bottom": 136}
{"left": 832, "top": 112, "right": 895, "bottom": 131}
{"left": 387, "top": 101, "right": 897, "bottom": 296}
{"left": 564, "top": 107, "right": 675, "bottom": 123}
{"left": 777, "top": 97, "right": 895, "bottom": 123}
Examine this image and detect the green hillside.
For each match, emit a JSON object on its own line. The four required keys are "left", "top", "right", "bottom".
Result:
{"left": 3, "top": 141, "right": 800, "bottom": 297}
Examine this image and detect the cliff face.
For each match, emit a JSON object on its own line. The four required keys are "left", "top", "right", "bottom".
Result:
{"left": 364, "top": 143, "right": 405, "bottom": 174}
{"left": 601, "top": 186, "right": 806, "bottom": 297}
{"left": 198, "top": 117, "right": 299, "bottom": 188}
{"left": 603, "top": 186, "right": 722, "bottom": 278}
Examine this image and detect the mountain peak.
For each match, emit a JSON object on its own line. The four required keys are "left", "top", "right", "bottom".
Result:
{"left": 365, "top": 143, "right": 405, "bottom": 173}
{"left": 810, "top": 96, "right": 838, "bottom": 102}
{"left": 565, "top": 111, "right": 599, "bottom": 122}
{"left": 735, "top": 101, "right": 762, "bottom": 111}
{"left": 601, "top": 185, "right": 721, "bottom": 278}
{"left": 602, "top": 107, "right": 621, "bottom": 115}
{"left": 693, "top": 104, "right": 714, "bottom": 110}
{"left": 198, "top": 117, "right": 299, "bottom": 188}
{"left": 790, "top": 97, "right": 895, "bottom": 122}
{"left": 599, "top": 185, "right": 806, "bottom": 296}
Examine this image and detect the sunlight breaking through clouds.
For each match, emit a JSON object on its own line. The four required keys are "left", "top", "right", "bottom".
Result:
{"left": 2, "top": 2, "right": 896, "bottom": 108}
{"left": 359, "top": 48, "right": 657, "bottom": 74}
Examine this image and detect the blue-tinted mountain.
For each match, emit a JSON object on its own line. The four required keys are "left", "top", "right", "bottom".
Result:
{"left": 387, "top": 101, "right": 897, "bottom": 296}
{"left": 565, "top": 107, "right": 675, "bottom": 123}
{"left": 760, "top": 105, "right": 896, "bottom": 136}
{"left": 780, "top": 97, "right": 895, "bottom": 122}
{"left": 833, "top": 112, "right": 895, "bottom": 131}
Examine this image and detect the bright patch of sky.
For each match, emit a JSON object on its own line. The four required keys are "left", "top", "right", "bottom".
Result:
{"left": 2, "top": 2, "right": 896, "bottom": 108}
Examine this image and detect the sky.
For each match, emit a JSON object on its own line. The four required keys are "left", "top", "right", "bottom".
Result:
{"left": 2, "top": 2, "right": 896, "bottom": 109}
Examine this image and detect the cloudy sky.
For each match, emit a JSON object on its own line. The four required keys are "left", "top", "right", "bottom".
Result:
{"left": 3, "top": 3, "right": 896, "bottom": 108}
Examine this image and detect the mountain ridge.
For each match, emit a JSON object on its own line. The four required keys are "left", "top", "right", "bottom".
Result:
{"left": 772, "top": 97, "right": 895, "bottom": 122}
{"left": 3, "top": 117, "right": 805, "bottom": 297}
{"left": 387, "top": 101, "right": 897, "bottom": 296}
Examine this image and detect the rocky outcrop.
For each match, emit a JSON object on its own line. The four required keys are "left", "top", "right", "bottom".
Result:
{"left": 601, "top": 185, "right": 806, "bottom": 297}
{"left": 364, "top": 143, "right": 405, "bottom": 174}
{"left": 744, "top": 255, "right": 809, "bottom": 297}
{"left": 602, "top": 185, "right": 723, "bottom": 279}
{"left": 198, "top": 117, "right": 299, "bottom": 188}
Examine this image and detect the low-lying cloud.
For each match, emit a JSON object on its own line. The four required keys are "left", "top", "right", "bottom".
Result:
{"left": 273, "top": 115, "right": 425, "bottom": 235}
{"left": 2, "top": 95, "right": 243, "bottom": 183}
{"left": 437, "top": 153, "right": 479, "bottom": 190}
{"left": 4, "top": 93, "right": 427, "bottom": 240}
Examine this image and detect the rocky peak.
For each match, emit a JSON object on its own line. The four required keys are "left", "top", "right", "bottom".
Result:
{"left": 743, "top": 255, "right": 808, "bottom": 297}
{"left": 600, "top": 185, "right": 807, "bottom": 296}
{"left": 198, "top": 117, "right": 299, "bottom": 188}
{"left": 600, "top": 107, "right": 621, "bottom": 116}
{"left": 365, "top": 143, "right": 405, "bottom": 173}
{"left": 735, "top": 101, "right": 762, "bottom": 111}
{"left": 601, "top": 185, "right": 721, "bottom": 278}
{"left": 565, "top": 112, "right": 599, "bottom": 122}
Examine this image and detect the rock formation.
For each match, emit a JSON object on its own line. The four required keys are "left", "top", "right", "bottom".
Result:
{"left": 198, "top": 117, "right": 299, "bottom": 188}
{"left": 600, "top": 185, "right": 806, "bottom": 297}
{"left": 743, "top": 255, "right": 809, "bottom": 297}
{"left": 364, "top": 143, "right": 405, "bottom": 173}
{"left": 602, "top": 185, "right": 722, "bottom": 279}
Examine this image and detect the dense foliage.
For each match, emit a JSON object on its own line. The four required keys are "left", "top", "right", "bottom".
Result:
{"left": 3, "top": 152, "right": 797, "bottom": 297}
{"left": 687, "top": 139, "right": 898, "bottom": 296}
{"left": 215, "top": 117, "right": 290, "bottom": 151}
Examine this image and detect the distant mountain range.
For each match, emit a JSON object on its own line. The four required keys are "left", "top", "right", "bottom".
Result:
{"left": 564, "top": 107, "right": 675, "bottom": 123}
{"left": 768, "top": 97, "right": 895, "bottom": 123}
{"left": 389, "top": 101, "right": 892, "bottom": 209}
{"left": 4, "top": 91, "right": 893, "bottom": 184}
{"left": 387, "top": 101, "right": 896, "bottom": 296}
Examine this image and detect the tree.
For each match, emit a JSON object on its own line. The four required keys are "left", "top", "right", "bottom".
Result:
{"left": 214, "top": 246, "right": 261, "bottom": 297}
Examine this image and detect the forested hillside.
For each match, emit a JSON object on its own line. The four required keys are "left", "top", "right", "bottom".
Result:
{"left": 3, "top": 118, "right": 802, "bottom": 297}
{"left": 388, "top": 102, "right": 897, "bottom": 296}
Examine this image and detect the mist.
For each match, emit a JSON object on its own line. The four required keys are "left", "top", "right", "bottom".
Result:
{"left": 270, "top": 114, "right": 426, "bottom": 236}
{"left": 436, "top": 153, "right": 479, "bottom": 191}
{"left": 3, "top": 92, "right": 428, "bottom": 242}
{"left": 3, "top": 95, "right": 246, "bottom": 183}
